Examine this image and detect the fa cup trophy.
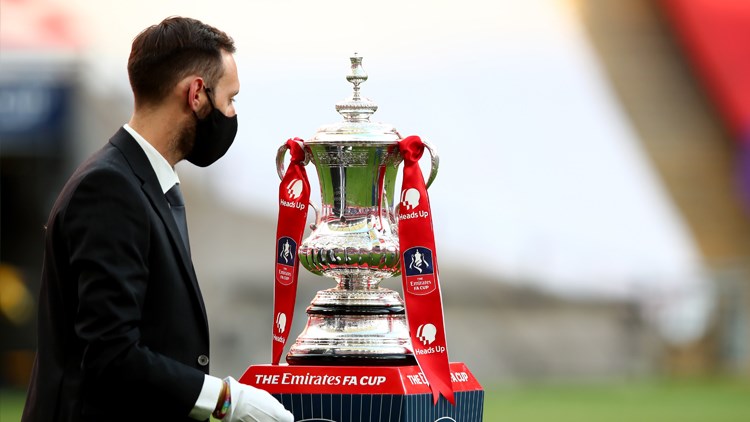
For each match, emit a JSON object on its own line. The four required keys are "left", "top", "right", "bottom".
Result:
{"left": 242, "top": 54, "right": 484, "bottom": 422}
{"left": 277, "top": 55, "right": 438, "bottom": 367}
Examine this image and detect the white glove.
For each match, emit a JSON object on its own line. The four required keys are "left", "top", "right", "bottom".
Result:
{"left": 222, "top": 376, "right": 294, "bottom": 422}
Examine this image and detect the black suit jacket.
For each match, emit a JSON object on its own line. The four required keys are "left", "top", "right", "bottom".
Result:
{"left": 23, "top": 128, "right": 211, "bottom": 421}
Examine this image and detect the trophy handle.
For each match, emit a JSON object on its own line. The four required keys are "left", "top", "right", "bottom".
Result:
{"left": 276, "top": 142, "right": 320, "bottom": 230}
{"left": 392, "top": 140, "right": 439, "bottom": 217}
{"left": 422, "top": 141, "right": 439, "bottom": 189}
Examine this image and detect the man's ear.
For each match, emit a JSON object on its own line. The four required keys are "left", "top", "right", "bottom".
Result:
{"left": 186, "top": 77, "right": 205, "bottom": 112}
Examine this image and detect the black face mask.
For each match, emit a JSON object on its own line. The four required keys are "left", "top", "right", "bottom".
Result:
{"left": 185, "top": 87, "right": 238, "bottom": 167}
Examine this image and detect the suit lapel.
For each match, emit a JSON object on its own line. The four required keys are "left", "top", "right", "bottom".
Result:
{"left": 108, "top": 128, "right": 209, "bottom": 328}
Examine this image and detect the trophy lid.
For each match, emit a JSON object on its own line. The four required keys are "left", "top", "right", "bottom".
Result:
{"left": 307, "top": 54, "right": 401, "bottom": 144}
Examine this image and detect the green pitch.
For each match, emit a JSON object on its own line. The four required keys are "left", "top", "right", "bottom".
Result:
{"left": 3, "top": 377, "right": 750, "bottom": 421}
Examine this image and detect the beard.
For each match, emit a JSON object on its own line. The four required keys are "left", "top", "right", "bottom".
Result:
{"left": 173, "top": 102, "right": 211, "bottom": 161}
{"left": 174, "top": 122, "right": 196, "bottom": 161}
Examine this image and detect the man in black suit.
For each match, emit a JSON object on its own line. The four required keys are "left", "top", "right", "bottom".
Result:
{"left": 22, "top": 17, "right": 293, "bottom": 422}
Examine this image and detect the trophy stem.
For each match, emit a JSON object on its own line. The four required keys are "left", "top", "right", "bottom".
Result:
{"left": 335, "top": 274, "right": 381, "bottom": 290}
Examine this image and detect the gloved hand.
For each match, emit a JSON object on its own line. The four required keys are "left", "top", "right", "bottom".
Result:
{"left": 222, "top": 376, "right": 294, "bottom": 422}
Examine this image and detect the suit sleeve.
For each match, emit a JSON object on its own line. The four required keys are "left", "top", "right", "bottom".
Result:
{"left": 62, "top": 166, "right": 204, "bottom": 417}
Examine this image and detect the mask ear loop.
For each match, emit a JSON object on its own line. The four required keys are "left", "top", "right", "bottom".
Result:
{"left": 186, "top": 86, "right": 214, "bottom": 122}
{"left": 203, "top": 87, "right": 217, "bottom": 109}
{"left": 186, "top": 80, "right": 213, "bottom": 114}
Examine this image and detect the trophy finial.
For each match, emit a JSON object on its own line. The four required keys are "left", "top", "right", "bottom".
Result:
{"left": 347, "top": 53, "right": 367, "bottom": 101}
{"left": 336, "top": 53, "right": 378, "bottom": 122}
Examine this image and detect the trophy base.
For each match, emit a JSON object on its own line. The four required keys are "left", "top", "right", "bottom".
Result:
{"left": 287, "top": 287, "right": 415, "bottom": 366}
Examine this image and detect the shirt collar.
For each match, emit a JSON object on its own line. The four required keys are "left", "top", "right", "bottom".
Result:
{"left": 123, "top": 123, "right": 180, "bottom": 194}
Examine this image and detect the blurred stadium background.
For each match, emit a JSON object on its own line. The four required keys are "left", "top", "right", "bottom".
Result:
{"left": 2, "top": 0, "right": 750, "bottom": 419}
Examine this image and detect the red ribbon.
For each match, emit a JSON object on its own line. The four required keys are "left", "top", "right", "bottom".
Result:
{"left": 397, "top": 135, "right": 455, "bottom": 404}
{"left": 272, "top": 138, "right": 311, "bottom": 365}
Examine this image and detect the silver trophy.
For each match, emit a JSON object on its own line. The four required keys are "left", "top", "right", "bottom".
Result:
{"left": 276, "top": 54, "right": 438, "bottom": 365}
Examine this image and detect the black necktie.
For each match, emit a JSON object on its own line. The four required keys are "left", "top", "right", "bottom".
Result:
{"left": 165, "top": 183, "right": 190, "bottom": 254}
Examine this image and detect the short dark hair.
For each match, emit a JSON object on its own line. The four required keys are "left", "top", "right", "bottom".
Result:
{"left": 127, "top": 16, "right": 236, "bottom": 106}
